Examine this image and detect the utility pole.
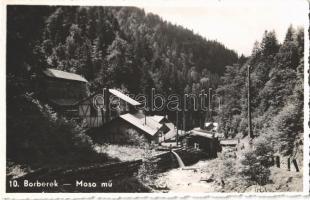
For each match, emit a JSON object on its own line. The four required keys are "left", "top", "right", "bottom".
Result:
{"left": 176, "top": 110, "right": 179, "bottom": 146}
{"left": 183, "top": 110, "right": 186, "bottom": 141}
{"left": 104, "top": 88, "right": 110, "bottom": 123}
{"left": 183, "top": 110, "right": 186, "bottom": 131}
{"left": 144, "top": 108, "right": 147, "bottom": 125}
{"left": 208, "top": 88, "right": 212, "bottom": 122}
{"left": 248, "top": 65, "right": 254, "bottom": 139}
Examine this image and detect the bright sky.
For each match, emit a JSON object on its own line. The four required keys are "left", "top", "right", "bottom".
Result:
{"left": 142, "top": 0, "right": 308, "bottom": 56}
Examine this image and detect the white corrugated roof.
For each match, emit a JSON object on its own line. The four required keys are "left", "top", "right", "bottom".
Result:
{"left": 142, "top": 116, "right": 162, "bottom": 130}
{"left": 43, "top": 68, "right": 88, "bottom": 82}
{"left": 220, "top": 139, "right": 238, "bottom": 146}
{"left": 120, "top": 113, "right": 158, "bottom": 136}
{"left": 151, "top": 115, "right": 165, "bottom": 123}
{"left": 190, "top": 129, "right": 214, "bottom": 139}
{"left": 109, "top": 89, "right": 141, "bottom": 106}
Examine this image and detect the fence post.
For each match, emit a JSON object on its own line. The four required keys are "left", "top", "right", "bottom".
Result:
{"left": 292, "top": 159, "right": 299, "bottom": 172}
{"left": 287, "top": 157, "right": 291, "bottom": 171}
{"left": 276, "top": 156, "right": 280, "bottom": 168}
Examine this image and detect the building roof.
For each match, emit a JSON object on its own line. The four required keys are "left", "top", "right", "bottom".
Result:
{"left": 220, "top": 139, "right": 238, "bottom": 146}
{"left": 43, "top": 68, "right": 88, "bottom": 83}
{"left": 143, "top": 116, "right": 163, "bottom": 131}
{"left": 133, "top": 114, "right": 170, "bottom": 133}
{"left": 108, "top": 89, "right": 141, "bottom": 106}
{"left": 151, "top": 115, "right": 165, "bottom": 123}
{"left": 190, "top": 128, "right": 215, "bottom": 139}
{"left": 76, "top": 89, "right": 141, "bottom": 106}
{"left": 120, "top": 113, "right": 159, "bottom": 136}
{"left": 204, "top": 122, "right": 219, "bottom": 132}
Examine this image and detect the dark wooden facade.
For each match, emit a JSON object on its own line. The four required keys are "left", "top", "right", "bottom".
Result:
{"left": 37, "top": 68, "right": 88, "bottom": 117}
{"left": 181, "top": 129, "right": 222, "bottom": 158}
{"left": 185, "top": 135, "right": 221, "bottom": 157}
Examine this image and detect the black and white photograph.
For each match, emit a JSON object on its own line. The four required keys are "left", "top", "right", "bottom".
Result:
{"left": 2, "top": 0, "right": 309, "bottom": 195}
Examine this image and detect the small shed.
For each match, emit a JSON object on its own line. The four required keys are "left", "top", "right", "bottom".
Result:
{"left": 181, "top": 127, "right": 221, "bottom": 158}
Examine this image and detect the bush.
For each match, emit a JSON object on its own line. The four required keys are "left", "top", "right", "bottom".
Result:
{"left": 7, "top": 94, "right": 107, "bottom": 168}
{"left": 254, "top": 136, "right": 274, "bottom": 166}
{"left": 126, "top": 129, "right": 149, "bottom": 147}
{"left": 220, "top": 158, "right": 237, "bottom": 179}
{"left": 239, "top": 150, "right": 271, "bottom": 185}
{"left": 238, "top": 136, "right": 274, "bottom": 185}
{"left": 270, "top": 103, "right": 303, "bottom": 155}
{"left": 137, "top": 147, "right": 158, "bottom": 185}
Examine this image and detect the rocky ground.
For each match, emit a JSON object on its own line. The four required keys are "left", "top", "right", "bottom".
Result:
{"left": 152, "top": 166, "right": 218, "bottom": 192}
{"left": 151, "top": 153, "right": 303, "bottom": 193}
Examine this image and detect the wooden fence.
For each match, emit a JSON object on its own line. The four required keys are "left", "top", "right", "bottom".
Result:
{"left": 273, "top": 156, "right": 300, "bottom": 172}
{"left": 8, "top": 159, "right": 142, "bottom": 192}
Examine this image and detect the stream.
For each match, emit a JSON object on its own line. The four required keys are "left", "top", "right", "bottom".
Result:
{"left": 171, "top": 151, "right": 185, "bottom": 168}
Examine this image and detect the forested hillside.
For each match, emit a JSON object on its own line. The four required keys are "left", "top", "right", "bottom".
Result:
{"left": 39, "top": 6, "right": 238, "bottom": 95}
{"left": 217, "top": 27, "right": 304, "bottom": 156}
{"left": 6, "top": 6, "right": 238, "bottom": 168}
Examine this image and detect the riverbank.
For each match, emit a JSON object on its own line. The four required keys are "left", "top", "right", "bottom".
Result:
{"left": 152, "top": 159, "right": 221, "bottom": 192}
{"left": 8, "top": 141, "right": 303, "bottom": 193}
{"left": 151, "top": 154, "right": 303, "bottom": 193}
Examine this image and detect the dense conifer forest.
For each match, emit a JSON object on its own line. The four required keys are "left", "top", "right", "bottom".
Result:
{"left": 7, "top": 6, "right": 239, "bottom": 155}
{"left": 217, "top": 27, "right": 304, "bottom": 156}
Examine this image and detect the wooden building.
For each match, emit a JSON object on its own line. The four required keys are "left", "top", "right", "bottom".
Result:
{"left": 77, "top": 89, "right": 141, "bottom": 128}
{"left": 38, "top": 68, "right": 88, "bottom": 117}
{"left": 88, "top": 113, "right": 170, "bottom": 144}
{"left": 181, "top": 127, "right": 221, "bottom": 158}
{"left": 148, "top": 115, "right": 178, "bottom": 142}
{"left": 38, "top": 68, "right": 172, "bottom": 145}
